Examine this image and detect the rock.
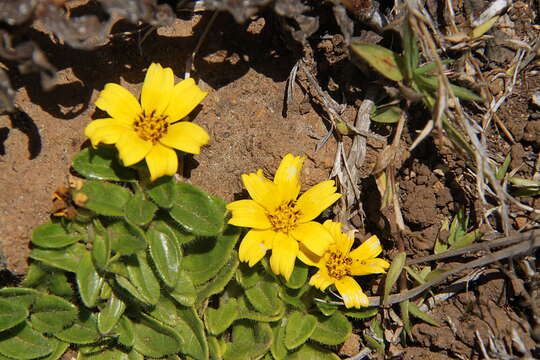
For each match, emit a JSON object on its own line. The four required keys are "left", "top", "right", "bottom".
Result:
{"left": 531, "top": 91, "right": 540, "bottom": 108}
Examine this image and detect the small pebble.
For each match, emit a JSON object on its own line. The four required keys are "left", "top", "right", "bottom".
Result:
{"left": 532, "top": 91, "right": 540, "bottom": 108}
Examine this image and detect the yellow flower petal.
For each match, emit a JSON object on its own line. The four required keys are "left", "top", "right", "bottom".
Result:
{"left": 350, "top": 258, "right": 390, "bottom": 276}
{"left": 84, "top": 118, "right": 130, "bottom": 147}
{"left": 94, "top": 83, "right": 141, "bottom": 124}
{"left": 141, "top": 63, "right": 174, "bottom": 116}
{"left": 242, "top": 172, "right": 281, "bottom": 211}
{"left": 296, "top": 180, "right": 341, "bottom": 222}
{"left": 349, "top": 235, "right": 383, "bottom": 261}
{"left": 269, "top": 232, "right": 298, "bottom": 280}
{"left": 226, "top": 199, "right": 272, "bottom": 229}
{"left": 238, "top": 229, "right": 274, "bottom": 267}
{"left": 165, "top": 78, "right": 207, "bottom": 122}
{"left": 308, "top": 270, "right": 334, "bottom": 291}
{"left": 159, "top": 121, "right": 209, "bottom": 154}
{"left": 116, "top": 131, "right": 153, "bottom": 166}
{"left": 291, "top": 221, "right": 333, "bottom": 257}
{"left": 274, "top": 154, "right": 304, "bottom": 202}
{"left": 335, "top": 276, "right": 369, "bottom": 308}
{"left": 145, "top": 143, "right": 178, "bottom": 181}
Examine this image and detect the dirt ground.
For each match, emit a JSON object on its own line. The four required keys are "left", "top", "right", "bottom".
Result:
{"left": 0, "top": 1, "right": 539, "bottom": 359}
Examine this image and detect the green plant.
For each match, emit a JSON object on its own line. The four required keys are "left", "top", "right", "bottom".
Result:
{"left": 0, "top": 145, "right": 359, "bottom": 359}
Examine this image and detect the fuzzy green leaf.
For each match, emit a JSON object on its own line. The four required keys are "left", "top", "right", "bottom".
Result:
{"left": 285, "top": 263, "right": 308, "bottom": 289}
{"left": 372, "top": 106, "right": 402, "bottom": 124}
{"left": 133, "top": 315, "right": 182, "bottom": 358}
{"left": 343, "top": 308, "right": 378, "bottom": 319}
{"left": 41, "top": 338, "right": 69, "bottom": 360}
{"left": 30, "top": 243, "right": 87, "bottom": 273}
{"left": 91, "top": 231, "right": 110, "bottom": 271}
{"left": 285, "top": 311, "right": 317, "bottom": 350}
{"left": 98, "top": 292, "right": 126, "bottom": 334}
{"left": 0, "top": 288, "right": 38, "bottom": 309}
{"left": 309, "top": 312, "right": 351, "bottom": 346}
{"left": 126, "top": 252, "right": 161, "bottom": 305}
{"left": 402, "top": 17, "right": 419, "bottom": 80}
{"left": 146, "top": 176, "right": 176, "bottom": 208}
{"left": 115, "top": 275, "right": 151, "bottom": 306}
{"left": 169, "top": 271, "right": 196, "bottom": 306}
{"left": 72, "top": 146, "right": 137, "bottom": 182}
{"left": 78, "top": 347, "right": 130, "bottom": 360}
{"left": 236, "top": 263, "right": 262, "bottom": 289}
{"left": 148, "top": 296, "right": 178, "bottom": 327}
{"left": 0, "top": 299, "right": 28, "bottom": 333}
{"left": 125, "top": 192, "right": 158, "bottom": 227}
{"left": 271, "top": 321, "right": 287, "bottom": 360}
{"left": 147, "top": 225, "right": 183, "bottom": 288}
{"left": 56, "top": 310, "right": 99, "bottom": 344}
{"left": 205, "top": 299, "right": 239, "bottom": 335}
{"left": 245, "top": 276, "right": 282, "bottom": 316}
{"left": 77, "top": 252, "right": 103, "bottom": 308}
{"left": 170, "top": 183, "right": 226, "bottom": 236}
{"left": 79, "top": 180, "right": 131, "bottom": 217}
{"left": 29, "top": 294, "right": 78, "bottom": 333}
{"left": 350, "top": 41, "right": 404, "bottom": 81}
{"left": 286, "top": 344, "right": 340, "bottom": 360}
{"left": 0, "top": 322, "right": 52, "bottom": 359}
{"left": 414, "top": 74, "right": 484, "bottom": 102}
{"left": 208, "top": 336, "right": 223, "bottom": 360}
{"left": 223, "top": 321, "right": 272, "bottom": 360}
{"left": 31, "top": 222, "right": 82, "bottom": 248}
{"left": 196, "top": 254, "right": 239, "bottom": 303}
{"left": 183, "top": 226, "right": 240, "bottom": 286}
{"left": 115, "top": 316, "right": 135, "bottom": 348}
{"left": 408, "top": 302, "right": 440, "bottom": 326}
{"left": 383, "top": 252, "right": 407, "bottom": 305}
{"left": 236, "top": 295, "right": 285, "bottom": 322}
{"left": 108, "top": 221, "right": 146, "bottom": 256}
{"left": 175, "top": 306, "right": 209, "bottom": 360}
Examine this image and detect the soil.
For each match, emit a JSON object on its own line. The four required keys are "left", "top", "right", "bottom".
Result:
{"left": 0, "top": 1, "right": 539, "bottom": 359}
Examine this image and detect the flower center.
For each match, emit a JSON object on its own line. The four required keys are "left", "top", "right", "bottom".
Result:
{"left": 326, "top": 251, "right": 352, "bottom": 280}
{"left": 133, "top": 110, "right": 169, "bottom": 144}
{"left": 267, "top": 201, "right": 301, "bottom": 233}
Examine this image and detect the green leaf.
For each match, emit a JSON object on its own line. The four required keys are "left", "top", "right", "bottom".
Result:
{"left": 196, "top": 254, "right": 239, "bottom": 303}
{"left": 496, "top": 153, "right": 512, "bottom": 180}
{"left": 372, "top": 106, "right": 402, "bottom": 124}
{"left": 309, "top": 312, "right": 351, "bottom": 346}
{"left": 133, "top": 315, "right": 182, "bottom": 358}
{"left": 208, "top": 336, "right": 223, "bottom": 360}
{"left": 383, "top": 252, "right": 406, "bottom": 305}
{"left": 236, "top": 263, "right": 262, "bottom": 289}
{"left": 205, "top": 299, "right": 239, "bottom": 335}
{"left": 402, "top": 17, "right": 419, "bottom": 80}
{"left": 77, "top": 252, "right": 103, "bottom": 308}
{"left": 350, "top": 41, "right": 404, "bottom": 81}
{"left": 449, "top": 229, "right": 483, "bottom": 251}
{"left": 169, "top": 271, "right": 196, "bottom": 306}
{"left": 29, "top": 294, "right": 78, "bottom": 333}
{"left": 414, "top": 59, "right": 453, "bottom": 76}
{"left": 146, "top": 176, "right": 176, "bottom": 208}
{"left": 408, "top": 301, "right": 440, "bottom": 326}
{"left": 115, "top": 316, "right": 134, "bottom": 348}
{"left": 0, "top": 288, "right": 38, "bottom": 309}
{"left": 271, "top": 321, "right": 287, "bottom": 360}
{"left": 41, "top": 338, "right": 69, "bottom": 360}
{"left": 91, "top": 229, "right": 110, "bottom": 271}
{"left": 108, "top": 221, "right": 146, "bottom": 255}
{"left": 125, "top": 192, "right": 158, "bottom": 226}
{"left": 223, "top": 321, "right": 272, "bottom": 360}
{"left": 183, "top": 226, "right": 240, "bottom": 286}
{"left": 98, "top": 292, "right": 126, "bottom": 334}
{"left": 147, "top": 224, "right": 183, "bottom": 288}
{"left": 286, "top": 344, "right": 340, "bottom": 360}
{"left": 125, "top": 252, "right": 161, "bottom": 305}
{"left": 153, "top": 219, "right": 195, "bottom": 246}
{"left": 285, "top": 262, "right": 308, "bottom": 289}
{"left": 343, "top": 307, "right": 378, "bottom": 320}
{"left": 78, "top": 347, "right": 131, "bottom": 360}
{"left": 31, "top": 222, "right": 82, "bottom": 248}
{"left": 0, "top": 299, "right": 28, "bottom": 333}
{"left": 175, "top": 306, "right": 209, "bottom": 360}
{"left": 148, "top": 296, "right": 178, "bottom": 327}
{"left": 170, "top": 183, "right": 226, "bottom": 236}
{"left": 414, "top": 74, "right": 484, "bottom": 102}
{"left": 245, "top": 277, "right": 283, "bottom": 316}
{"left": 236, "top": 295, "right": 285, "bottom": 322}
{"left": 285, "top": 311, "right": 317, "bottom": 350}
{"left": 29, "top": 243, "right": 87, "bottom": 273}
{"left": 0, "top": 322, "right": 53, "bottom": 359}
{"left": 79, "top": 180, "right": 131, "bottom": 217}
{"left": 72, "top": 146, "right": 137, "bottom": 182}
{"left": 37, "top": 271, "right": 74, "bottom": 299}
{"left": 55, "top": 310, "right": 99, "bottom": 344}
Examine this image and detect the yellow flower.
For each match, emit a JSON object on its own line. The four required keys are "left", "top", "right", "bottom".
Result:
{"left": 301, "top": 220, "right": 390, "bottom": 308}
{"left": 227, "top": 154, "right": 341, "bottom": 280}
{"left": 85, "top": 63, "right": 209, "bottom": 181}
